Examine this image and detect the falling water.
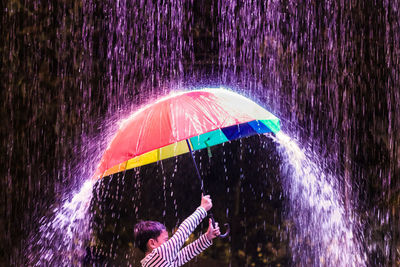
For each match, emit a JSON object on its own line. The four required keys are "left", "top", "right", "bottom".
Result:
{"left": 24, "top": 126, "right": 368, "bottom": 266}
{"left": 274, "top": 132, "right": 366, "bottom": 266}
{"left": 31, "top": 180, "right": 94, "bottom": 265}
{"left": 3, "top": 0, "right": 400, "bottom": 266}
{"left": 24, "top": 114, "right": 121, "bottom": 265}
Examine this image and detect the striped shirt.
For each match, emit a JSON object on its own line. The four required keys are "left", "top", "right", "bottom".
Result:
{"left": 140, "top": 207, "right": 212, "bottom": 267}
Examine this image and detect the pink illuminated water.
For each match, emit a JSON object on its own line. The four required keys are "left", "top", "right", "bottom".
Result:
{"left": 27, "top": 126, "right": 366, "bottom": 266}
{"left": 4, "top": 0, "right": 397, "bottom": 265}
{"left": 274, "top": 132, "right": 366, "bottom": 266}
{"left": 33, "top": 180, "right": 94, "bottom": 265}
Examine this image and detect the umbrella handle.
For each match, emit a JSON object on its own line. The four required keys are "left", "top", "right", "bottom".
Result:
{"left": 219, "top": 223, "right": 230, "bottom": 238}
{"left": 209, "top": 213, "right": 230, "bottom": 239}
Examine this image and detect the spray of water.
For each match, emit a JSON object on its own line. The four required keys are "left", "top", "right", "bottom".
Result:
{"left": 27, "top": 126, "right": 367, "bottom": 266}
{"left": 28, "top": 179, "right": 95, "bottom": 266}
{"left": 273, "top": 131, "right": 366, "bottom": 266}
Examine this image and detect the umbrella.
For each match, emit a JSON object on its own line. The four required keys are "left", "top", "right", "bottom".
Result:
{"left": 93, "top": 87, "right": 281, "bottom": 237}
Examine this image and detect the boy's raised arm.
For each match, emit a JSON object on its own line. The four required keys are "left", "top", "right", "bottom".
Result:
{"left": 156, "top": 195, "right": 212, "bottom": 263}
{"left": 174, "top": 234, "right": 212, "bottom": 266}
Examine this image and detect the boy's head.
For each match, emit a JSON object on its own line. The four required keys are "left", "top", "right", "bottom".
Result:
{"left": 134, "top": 221, "right": 168, "bottom": 253}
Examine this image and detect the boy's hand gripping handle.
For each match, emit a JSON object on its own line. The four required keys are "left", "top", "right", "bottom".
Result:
{"left": 209, "top": 213, "right": 230, "bottom": 239}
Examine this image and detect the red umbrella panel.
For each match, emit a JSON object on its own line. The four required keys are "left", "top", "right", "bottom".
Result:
{"left": 93, "top": 88, "right": 281, "bottom": 179}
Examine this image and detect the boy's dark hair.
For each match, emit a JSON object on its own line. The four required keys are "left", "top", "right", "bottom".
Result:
{"left": 134, "top": 221, "right": 166, "bottom": 253}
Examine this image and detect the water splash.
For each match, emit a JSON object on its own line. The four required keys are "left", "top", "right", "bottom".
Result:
{"left": 30, "top": 179, "right": 95, "bottom": 265}
{"left": 273, "top": 132, "right": 366, "bottom": 266}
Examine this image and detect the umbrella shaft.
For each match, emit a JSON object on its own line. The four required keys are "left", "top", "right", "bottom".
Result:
{"left": 185, "top": 139, "right": 205, "bottom": 195}
{"left": 185, "top": 140, "right": 228, "bottom": 236}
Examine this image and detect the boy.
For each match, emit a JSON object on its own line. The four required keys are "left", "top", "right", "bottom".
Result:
{"left": 134, "top": 194, "right": 220, "bottom": 267}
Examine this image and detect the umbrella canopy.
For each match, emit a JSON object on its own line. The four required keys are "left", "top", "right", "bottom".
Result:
{"left": 94, "top": 88, "right": 280, "bottom": 179}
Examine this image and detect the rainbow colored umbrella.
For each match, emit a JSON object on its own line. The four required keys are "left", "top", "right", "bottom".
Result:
{"left": 94, "top": 88, "right": 280, "bottom": 180}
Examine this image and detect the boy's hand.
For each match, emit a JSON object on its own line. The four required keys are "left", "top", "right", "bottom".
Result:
{"left": 200, "top": 194, "right": 212, "bottom": 212}
{"left": 206, "top": 218, "right": 220, "bottom": 240}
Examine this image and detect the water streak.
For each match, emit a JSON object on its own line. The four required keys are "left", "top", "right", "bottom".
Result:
{"left": 274, "top": 132, "right": 366, "bottom": 266}
{"left": 31, "top": 180, "right": 95, "bottom": 265}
